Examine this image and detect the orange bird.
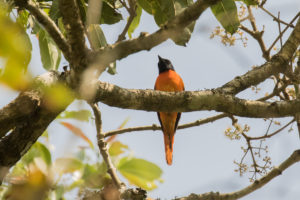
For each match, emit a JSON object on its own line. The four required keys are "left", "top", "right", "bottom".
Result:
{"left": 154, "top": 56, "right": 184, "bottom": 165}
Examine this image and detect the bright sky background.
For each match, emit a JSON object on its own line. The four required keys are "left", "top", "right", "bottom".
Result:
{"left": 1, "top": 0, "right": 300, "bottom": 199}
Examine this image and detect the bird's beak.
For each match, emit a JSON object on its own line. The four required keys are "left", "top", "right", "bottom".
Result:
{"left": 158, "top": 55, "right": 163, "bottom": 62}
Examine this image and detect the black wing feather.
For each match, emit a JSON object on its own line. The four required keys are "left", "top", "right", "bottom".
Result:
{"left": 157, "top": 112, "right": 165, "bottom": 132}
{"left": 174, "top": 113, "right": 181, "bottom": 132}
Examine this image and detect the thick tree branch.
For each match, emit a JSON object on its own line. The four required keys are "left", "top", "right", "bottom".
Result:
{"left": 95, "top": 81, "right": 300, "bottom": 118}
{"left": 0, "top": 71, "right": 73, "bottom": 183}
{"left": 175, "top": 150, "right": 300, "bottom": 200}
{"left": 90, "top": 0, "right": 220, "bottom": 74}
{"left": 103, "top": 91, "right": 284, "bottom": 138}
{"left": 0, "top": 91, "right": 40, "bottom": 138}
{"left": 14, "top": 0, "right": 71, "bottom": 61}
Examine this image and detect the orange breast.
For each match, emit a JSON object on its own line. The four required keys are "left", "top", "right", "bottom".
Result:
{"left": 155, "top": 70, "right": 184, "bottom": 92}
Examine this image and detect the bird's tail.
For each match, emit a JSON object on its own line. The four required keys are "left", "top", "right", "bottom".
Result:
{"left": 163, "top": 132, "right": 175, "bottom": 165}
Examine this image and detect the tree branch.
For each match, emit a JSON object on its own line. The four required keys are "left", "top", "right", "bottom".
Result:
{"left": 0, "top": 71, "right": 73, "bottom": 183}
{"left": 103, "top": 90, "right": 286, "bottom": 138}
{"left": 267, "top": 12, "right": 300, "bottom": 54}
{"left": 95, "top": 80, "right": 300, "bottom": 118}
{"left": 244, "top": 119, "right": 295, "bottom": 140}
{"left": 0, "top": 91, "right": 40, "bottom": 138}
{"left": 176, "top": 150, "right": 300, "bottom": 200}
{"left": 245, "top": 6, "right": 270, "bottom": 60}
{"left": 104, "top": 113, "right": 228, "bottom": 137}
{"left": 59, "top": 0, "right": 88, "bottom": 70}
{"left": 117, "top": 0, "right": 137, "bottom": 42}
{"left": 89, "top": 103, "right": 124, "bottom": 189}
{"left": 90, "top": 0, "right": 220, "bottom": 74}
{"left": 259, "top": 6, "right": 295, "bottom": 28}
{"left": 220, "top": 16, "right": 300, "bottom": 95}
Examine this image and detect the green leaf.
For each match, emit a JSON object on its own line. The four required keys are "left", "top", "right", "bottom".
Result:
{"left": 151, "top": 0, "right": 175, "bottom": 26}
{"left": 16, "top": 10, "right": 29, "bottom": 29}
{"left": 87, "top": 25, "right": 117, "bottom": 74}
{"left": 49, "top": 0, "right": 60, "bottom": 22}
{"left": 211, "top": 0, "right": 240, "bottom": 34}
{"left": 22, "top": 142, "right": 52, "bottom": 166}
{"left": 100, "top": 1, "right": 122, "bottom": 24}
{"left": 87, "top": 24, "right": 108, "bottom": 49}
{"left": 137, "top": 0, "right": 152, "bottom": 14}
{"left": 171, "top": 0, "right": 195, "bottom": 46}
{"left": 58, "top": 110, "right": 92, "bottom": 122}
{"left": 128, "top": 5, "right": 142, "bottom": 38}
{"left": 54, "top": 158, "right": 83, "bottom": 174}
{"left": 38, "top": 28, "right": 61, "bottom": 70}
{"left": 118, "top": 157, "right": 163, "bottom": 190}
{"left": 236, "top": 0, "right": 258, "bottom": 5}
{"left": 109, "top": 141, "right": 128, "bottom": 156}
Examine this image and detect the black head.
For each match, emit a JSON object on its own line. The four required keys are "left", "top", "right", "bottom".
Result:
{"left": 158, "top": 55, "right": 175, "bottom": 74}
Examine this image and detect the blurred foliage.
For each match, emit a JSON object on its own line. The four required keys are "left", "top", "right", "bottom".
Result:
{"left": 0, "top": 110, "right": 163, "bottom": 199}
{"left": 0, "top": 6, "right": 32, "bottom": 90}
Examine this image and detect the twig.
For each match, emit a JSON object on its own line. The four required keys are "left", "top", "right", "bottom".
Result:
{"left": 244, "top": 119, "right": 295, "bottom": 140}
{"left": 241, "top": 133, "right": 259, "bottom": 177}
{"left": 104, "top": 113, "right": 228, "bottom": 137}
{"left": 176, "top": 150, "right": 300, "bottom": 200}
{"left": 117, "top": 0, "right": 137, "bottom": 42}
{"left": 257, "top": 81, "right": 288, "bottom": 101}
{"left": 89, "top": 103, "right": 124, "bottom": 190}
{"left": 245, "top": 6, "right": 270, "bottom": 60}
{"left": 259, "top": 6, "right": 295, "bottom": 28}
{"left": 267, "top": 12, "right": 300, "bottom": 53}
{"left": 14, "top": 0, "right": 71, "bottom": 61}
{"left": 277, "top": 12, "right": 283, "bottom": 48}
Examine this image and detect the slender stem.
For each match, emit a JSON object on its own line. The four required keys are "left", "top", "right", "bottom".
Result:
{"left": 259, "top": 6, "right": 295, "bottom": 28}
{"left": 89, "top": 103, "right": 124, "bottom": 189}
{"left": 104, "top": 113, "right": 228, "bottom": 137}
{"left": 246, "top": 6, "right": 270, "bottom": 60}
{"left": 267, "top": 12, "right": 300, "bottom": 53}
{"left": 245, "top": 119, "right": 295, "bottom": 140}
{"left": 117, "top": 0, "right": 137, "bottom": 42}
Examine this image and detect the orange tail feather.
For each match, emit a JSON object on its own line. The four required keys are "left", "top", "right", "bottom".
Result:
{"left": 163, "top": 133, "right": 174, "bottom": 165}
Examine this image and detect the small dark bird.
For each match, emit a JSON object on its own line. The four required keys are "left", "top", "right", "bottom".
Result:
{"left": 154, "top": 55, "right": 185, "bottom": 165}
